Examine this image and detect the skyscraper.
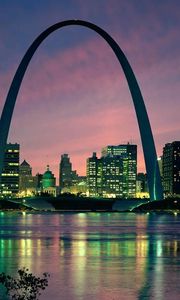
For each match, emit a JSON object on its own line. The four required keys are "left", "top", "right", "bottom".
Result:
{"left": 102, "top": 144, "right": 137, "bottom": 197}
{"left": 87, "top": 144, "right": 137, "bottom": 198}
{"left": 59, "top": 154, "right": 72, "bottom": 188}
{"left": 86, "top": 152, "right": 101, "bottom": 196}
{"left": 19, "top": 160, "right": 32, "bottom": 176}
{"left": 101, "top": 155, "right": 123, "bottom": 197}
{"left": 162, "top": 141, "right": 180, "bottom": 196}
{"left": 19, "top": 160, "right": 39, "bottom": 195}
{"left": 19, "top": 160, "right": 33, "bottom": 192}
{"left": 136, "top": 173, "right": 147, "bottom": 192}
{"left": 59, "top": 154, "right": 78, "bottom": 189}
{"left": 0, "top": 143, "right": 20, "bottom": 196}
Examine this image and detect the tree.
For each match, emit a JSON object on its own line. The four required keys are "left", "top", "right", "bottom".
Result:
{"left": 0, "top": 268, "right": 50, "bottom": 300}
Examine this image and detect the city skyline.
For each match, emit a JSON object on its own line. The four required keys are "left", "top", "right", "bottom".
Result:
{"left": 0, "top": 1, "right": 179, "bottom": 178}
{"left": 0, "top": 3, "right": 179, "bottom": 298}
{"left": 1, "top": 140, "right": 179, "bottom": 198}
{"left": 6, "top": 140, "right": 178, "bottom": 181}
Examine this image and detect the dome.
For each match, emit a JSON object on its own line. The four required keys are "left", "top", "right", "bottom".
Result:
{"left": 42, "top": 165, "right": 54, "bottom": 179}
{"left": 42, "top": 165, "right": 56, "bottom": 189}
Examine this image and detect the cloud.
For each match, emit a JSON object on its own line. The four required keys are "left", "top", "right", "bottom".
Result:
{"left": 0, "top": 4, "right": 179, "bottom": 179}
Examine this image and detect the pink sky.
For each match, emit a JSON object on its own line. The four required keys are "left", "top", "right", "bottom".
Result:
{"left": 0, "top": 1, "right": 179, "bottom": 179}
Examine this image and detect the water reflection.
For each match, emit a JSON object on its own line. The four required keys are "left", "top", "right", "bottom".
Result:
{"left": 0, "top": 212, "right": 180, "bottom": 299}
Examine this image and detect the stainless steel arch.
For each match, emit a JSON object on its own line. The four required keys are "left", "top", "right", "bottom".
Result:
{"left": 0, "top": 19, "right": 163, "bottom": 200}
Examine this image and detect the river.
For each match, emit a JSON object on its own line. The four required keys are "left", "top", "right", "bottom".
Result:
{"left": 0, "top": 211, "right": 180, "bottom": 299}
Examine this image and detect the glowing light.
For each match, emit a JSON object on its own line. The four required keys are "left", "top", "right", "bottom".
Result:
{"left": 157, "top": 241, "right": 162, "bottom": 257}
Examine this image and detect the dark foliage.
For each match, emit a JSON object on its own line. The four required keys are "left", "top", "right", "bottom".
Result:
{"left": 49, "top": 196, "right": 115, "bottom": 211}
{"left": 0, "top": 268, "right": 50, "bottom": 300}
{"left": 132, "top": 198, "right": 180, "bottom": 212}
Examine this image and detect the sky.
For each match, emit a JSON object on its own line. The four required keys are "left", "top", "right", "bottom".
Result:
{"left": 0, "top": 0, "right": 179, "bottom": 178}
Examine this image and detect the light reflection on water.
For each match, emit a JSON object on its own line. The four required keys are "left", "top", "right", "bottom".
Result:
{"left": 0, "top": 212, "right": 180, "bottom": 299}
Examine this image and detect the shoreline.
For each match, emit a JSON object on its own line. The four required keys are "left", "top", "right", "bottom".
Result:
{"left": 0, "top": 197, "right": 180, "bottom": 213}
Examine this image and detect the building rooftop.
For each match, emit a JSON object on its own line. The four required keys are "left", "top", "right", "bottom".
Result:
{"left": 20, "top": 160, "right": 30, "bottom": 167}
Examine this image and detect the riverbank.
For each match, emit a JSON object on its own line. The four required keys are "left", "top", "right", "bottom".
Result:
{"left": 0, "top": 196, "right": 179, "bottom": 213}
{"left": 132, "top": 198, "right": 180, "bottom": 212}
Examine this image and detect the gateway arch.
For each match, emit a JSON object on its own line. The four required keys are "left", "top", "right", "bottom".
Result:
{"left": 0, "top": 19, "right": 163, "bottom": 200}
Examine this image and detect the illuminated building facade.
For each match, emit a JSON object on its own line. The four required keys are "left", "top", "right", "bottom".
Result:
{"left": 42, "top": 165, "right": 56, "bottom": 188}
{"left": 162, "top": 141, "right": 180, "bottom": 196}
{"left": 0, "top": 143, "right": 19, "bottom": 196}
{"left": 19, "top": 160, "right": 32, "bottom": 191}
{"left": 136, "top": 173, "right": 149, "bottom": 198}
{"left": 19, "top": 160, "right": 33, "bottom": 194}
{"left": 42, "top": 165, "right": 56, "bottom": 196}
{"left": 102, "top": 144, "right": 137, "bottom": 197}
{"left": 19, "top": 159, "right": 32, "bottom": 176}
{"left": 86, "top": 152, "right": 101, "bottom": 196}
{"left": 87, "top": 144, "right": 137, "bottom": 198}
{"left": 62, "top": 176, "right": 87, "bottom": 195}
{"left": 101, "top": 156, "right": 123, "bottom": 197}
{"left": 19, "top": 160, "right": 39, "bottom": 196}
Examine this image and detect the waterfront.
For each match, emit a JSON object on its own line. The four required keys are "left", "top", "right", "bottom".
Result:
{"left": 0, "top": 212, "right": 180, "bottom": 299}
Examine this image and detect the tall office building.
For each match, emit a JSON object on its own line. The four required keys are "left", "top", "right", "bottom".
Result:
{"left": 162, "top": 141, "right": 180, "bottom": 196}
{"left": 19, "top": 160, "right": 38, "bottom": 195}
{"left": 102, "top": 144, "right": 137, "bottom": 197}
{"left": 0, "top": 143, "right": 20, "bottom": 196}
{"left": 19, "top": 160, "right": 32, "bottom": 176}
{"left": 101, "top": 155, "right": 123, "bottom": 197}
{"left": 59, "top": 154, "right": 72, "bottom": 188}
{"left": 59, "top": 154, "right": 78, "bottom": 189}
{"left": 136, "top": 173, "right": 149, "bottom": 198}
{"left": 87, "top": 144, "right": 137, "bottom": 198}
{"left": 86, "top": 152, "right": 101, "bottom": 196}
{"left": 19, "top": 160, "right": 32, "bottom": 192}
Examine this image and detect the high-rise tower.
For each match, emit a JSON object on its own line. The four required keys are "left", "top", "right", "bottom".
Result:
{"left": 19, "top": 160, "right": 32, "bottom": 176}
{"left": 0, "top": 143, "right": 20, "bottom": 196}
{"left": 59, "top": 154, "right": 78, "bottom": 189}
{"left": 87, "top": 144, "right": 137, "bottom": 198}
{"left": 101, "top": 155, "right": 123, "bottom": 197}
{"left": 162, "top": 141, "right": 180, "bottom": 196}
{"left": 102, "top": 144, "right": 137, "bottom": 197}
{"left": 19, "top": 160, "right": 32, "bottom": 192}
{"left": 86, "top": 152, "right": 101, "bottom": 196}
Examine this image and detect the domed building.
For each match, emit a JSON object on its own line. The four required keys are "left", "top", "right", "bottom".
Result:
{"left": 42, "top": 165, "right": 56, "bottom": 196}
